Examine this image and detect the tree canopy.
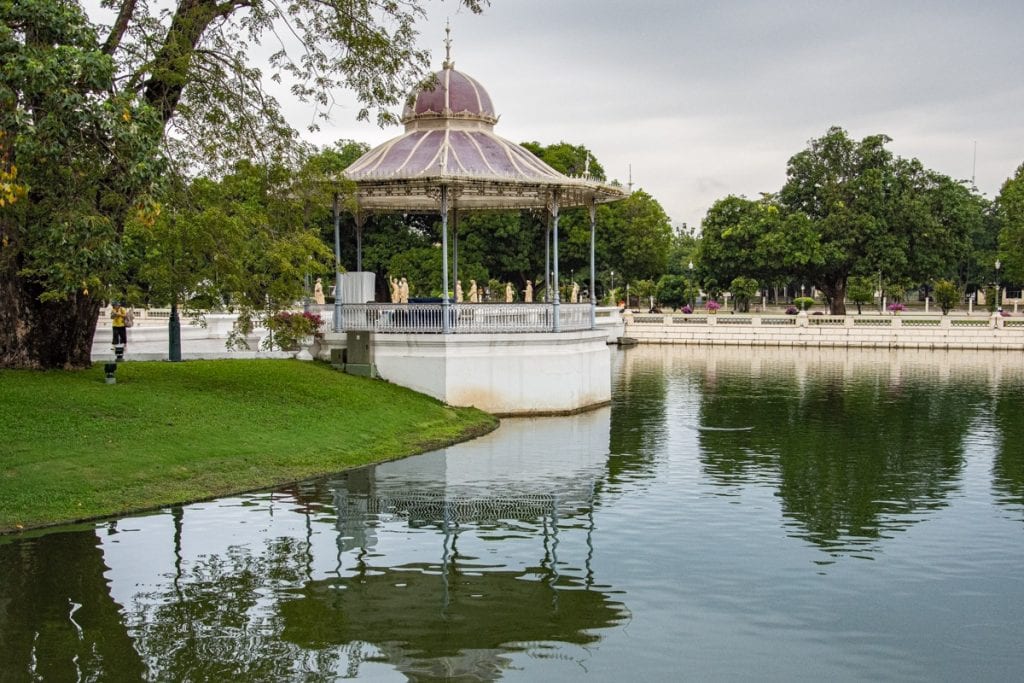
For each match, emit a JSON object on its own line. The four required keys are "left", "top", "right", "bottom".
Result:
{"left": 997, "top": 163, "right": 1024, "bottom": 284}
{"left": 695, "top": 126, "right": 994, "bottom": 314}
{"left": 0, "top": 0, "right": 483, "bottom": 368}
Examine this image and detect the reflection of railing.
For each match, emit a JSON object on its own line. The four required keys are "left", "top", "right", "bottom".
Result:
{"left": 338, "top": 303, "right": 593, "bottom": 333}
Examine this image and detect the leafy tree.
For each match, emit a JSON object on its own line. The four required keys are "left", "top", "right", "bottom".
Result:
{"left": 389, "top": 246, "right": 442, "bottom": 298}
{"left": 631, "top": 278, "right": 656, "bottom": 308}
{"left": 0, "top": 0, "right": 483, "bottom": 369}
{"left": 932, "top": 279, "right": 960, "bottom": 315}
{"left": 728, "top": 276, "right": 758, "bottom": 312}
{"left": 779, "top": 126, "right": 980, "bottom": 315}
{"left": 456, "top": 211, "right": 538, "bottom": 292}
{"left": 601, "top": 190, "right": 673, "bottom": 282}
{"left": 655, "top": 274, "right": 689, "bottom": 310}
{"left": 520, "top": 141, "right": 609, "bottom": 293}
{"left": 697, "top": 194, "right": 818, "bottom": 289}
{"left": 0, "top": 0, "right": 162, "bottom": 367}
{"left": 520, "top": 141, "right": 605, "bottom": 180}
{"left": 779, "top": 127, "right": 895, "bottom": 315}
{"left": 846, "top": 276, "right": 875, "bottom": 315}
{"left": 996, "top": 163, "right": 1024, "bottom": 284}
{"left": 885, "top": 281, "right": 909, "bottom": 304}
{"left": 666, "top": 223, "right": 699, "bottom": 276}
{"left": 126, "top": 173, "right": 248, "bottom": 327}
{"left": 882, "top": 159, "right": 976, "bottom": 287}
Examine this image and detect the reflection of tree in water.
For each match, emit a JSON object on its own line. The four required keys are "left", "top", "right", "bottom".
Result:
{"left": 607, "top": 349, "right": 668, "bottom": 484}
{"left": 127, "top": 535, "right": 346, "bottom": 681}
{"left": 992, "top": 387, "right": 1024, "bottom": 520}
{"left": 280, "top": 561, "right": 624, "bottom": 681}
{"left": 696, "top": 362, "right": 987, "bottom": 554}
{"left": 0, "top": 529, "right": 146, "bottom": 682}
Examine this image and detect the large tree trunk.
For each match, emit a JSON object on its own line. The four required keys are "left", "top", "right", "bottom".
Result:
{"left": 1, "top": 0, "right": 230, "bottom": 369}
{"left": 0, "top": 261, "right": 100, "bottom": 369}
{"left": 820, "top": 276, "right": 848, "bottom": 315}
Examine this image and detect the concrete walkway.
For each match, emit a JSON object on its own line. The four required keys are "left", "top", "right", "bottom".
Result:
{"left": 91, "top": 321, "right": 295, "bottom": 362}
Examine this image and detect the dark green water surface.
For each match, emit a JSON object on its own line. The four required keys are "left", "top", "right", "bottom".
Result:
{"left": 2, "top": 347, "right": 1023, "bottom": 681}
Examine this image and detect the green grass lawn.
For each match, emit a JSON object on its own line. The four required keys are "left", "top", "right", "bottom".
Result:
{"left": 0, "top": 360, "right": 498, "bottom": 533}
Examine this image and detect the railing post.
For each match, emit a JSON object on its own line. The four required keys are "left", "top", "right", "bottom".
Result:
{"left": 589, "top": 199, "right": 597, "bottom": 330}
{"left": 333, "top": 193, "right": 343, "bottom": 333}
{"left": 550, "top": 191, "right": 561, "bottom": 332}
{"left": 440, "top": 186, "right": 451, "bottom": 334}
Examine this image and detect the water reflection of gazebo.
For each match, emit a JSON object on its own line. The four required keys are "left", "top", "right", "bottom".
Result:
{"left": 277, "top": 478, "right": 622, "bottom": 681}
{"left": 321, "top": 34, "right": 627, "bottom": 415}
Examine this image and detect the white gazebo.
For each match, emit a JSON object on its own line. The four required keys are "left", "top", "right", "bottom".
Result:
{"left": 324, "top": 33, "right": 628, "bottom": 415}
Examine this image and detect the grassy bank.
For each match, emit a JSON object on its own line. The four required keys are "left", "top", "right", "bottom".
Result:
{"left": 0, "top": 360, "right": 498, "bottom": 533}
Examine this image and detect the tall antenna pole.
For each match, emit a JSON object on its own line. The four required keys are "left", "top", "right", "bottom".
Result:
{"left": 972, "top": 140, "right": 977, "bottom": 187}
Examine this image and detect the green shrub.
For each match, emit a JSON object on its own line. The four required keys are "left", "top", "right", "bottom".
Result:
{"left": 794, "top": 296, "right": 815, "bottom": 311}
{"left": 933, "top": 280, "right": 960, "bottom": 315}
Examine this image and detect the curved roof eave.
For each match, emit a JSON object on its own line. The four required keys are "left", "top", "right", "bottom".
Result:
{"left": 343, "top": 174, "right": 628, "bottom": 212}
{"left": 341, "top": 129, "right": 628, "bottom": 212}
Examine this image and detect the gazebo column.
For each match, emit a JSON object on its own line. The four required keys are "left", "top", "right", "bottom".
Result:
{"left": 440, "top": 185, "right": 452, "bottom": 333}
{"left": 588, "top": 198, "right": 597, "bottom": 329}
{"left": 544, "top": 212, "right": 551, "bottom": 303}
{"left": 452, "top": 207, "right": 459, "bottom": 300}
{"left": 332, "top": 193, "right": 343, "bottom": 332}
{"left": 550, "top": 191, "right": 561, "bottom": 332}
{"left": 354, "top": 209, "right": 366, "bottom": 272}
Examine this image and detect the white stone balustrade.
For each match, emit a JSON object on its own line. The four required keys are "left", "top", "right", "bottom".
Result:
{"left": 624, "top": 313, "right": 1024, "bottom": 350}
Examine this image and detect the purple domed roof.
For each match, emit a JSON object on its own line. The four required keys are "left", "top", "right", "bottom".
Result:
{"left": 343, "top": 58, "right": 627, "bottom": 212}
{"left": 402, "top": 67, "right": 497, "bottom": 124}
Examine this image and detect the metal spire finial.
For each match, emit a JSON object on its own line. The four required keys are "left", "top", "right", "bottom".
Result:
{"left": 443, "top": 20, "right": 454, "bottom": 69}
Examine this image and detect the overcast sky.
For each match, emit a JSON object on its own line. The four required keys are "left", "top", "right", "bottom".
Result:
{"left": 292, "top": 0, "right": 1023, "bottom": 231}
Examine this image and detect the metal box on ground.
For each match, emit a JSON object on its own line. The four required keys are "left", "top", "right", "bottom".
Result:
{"left": 344, "top": 331, "right": 377, "bottom": 378}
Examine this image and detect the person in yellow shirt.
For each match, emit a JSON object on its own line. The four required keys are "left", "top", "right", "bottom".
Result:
{"left": 110, "top": 301, "right": 128, "bottom": 358}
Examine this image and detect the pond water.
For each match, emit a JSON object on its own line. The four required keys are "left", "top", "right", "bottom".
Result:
{"left": 2, "top": 347, "right": 1023, "bottom": 681}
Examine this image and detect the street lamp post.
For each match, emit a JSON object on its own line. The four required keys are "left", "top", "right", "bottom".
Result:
{"left": 688, "top": 260, "right": 695, "bottom": 306}
{"left": 995, "top": 259, "right": 1001, "bottom": 311}
{"left": 610, "top": 271, "right": 615, "bottom": 302}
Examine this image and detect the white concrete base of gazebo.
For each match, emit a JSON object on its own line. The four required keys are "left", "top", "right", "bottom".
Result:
{"left": 321, "top": 329, "right": 611, "bottom": 416}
